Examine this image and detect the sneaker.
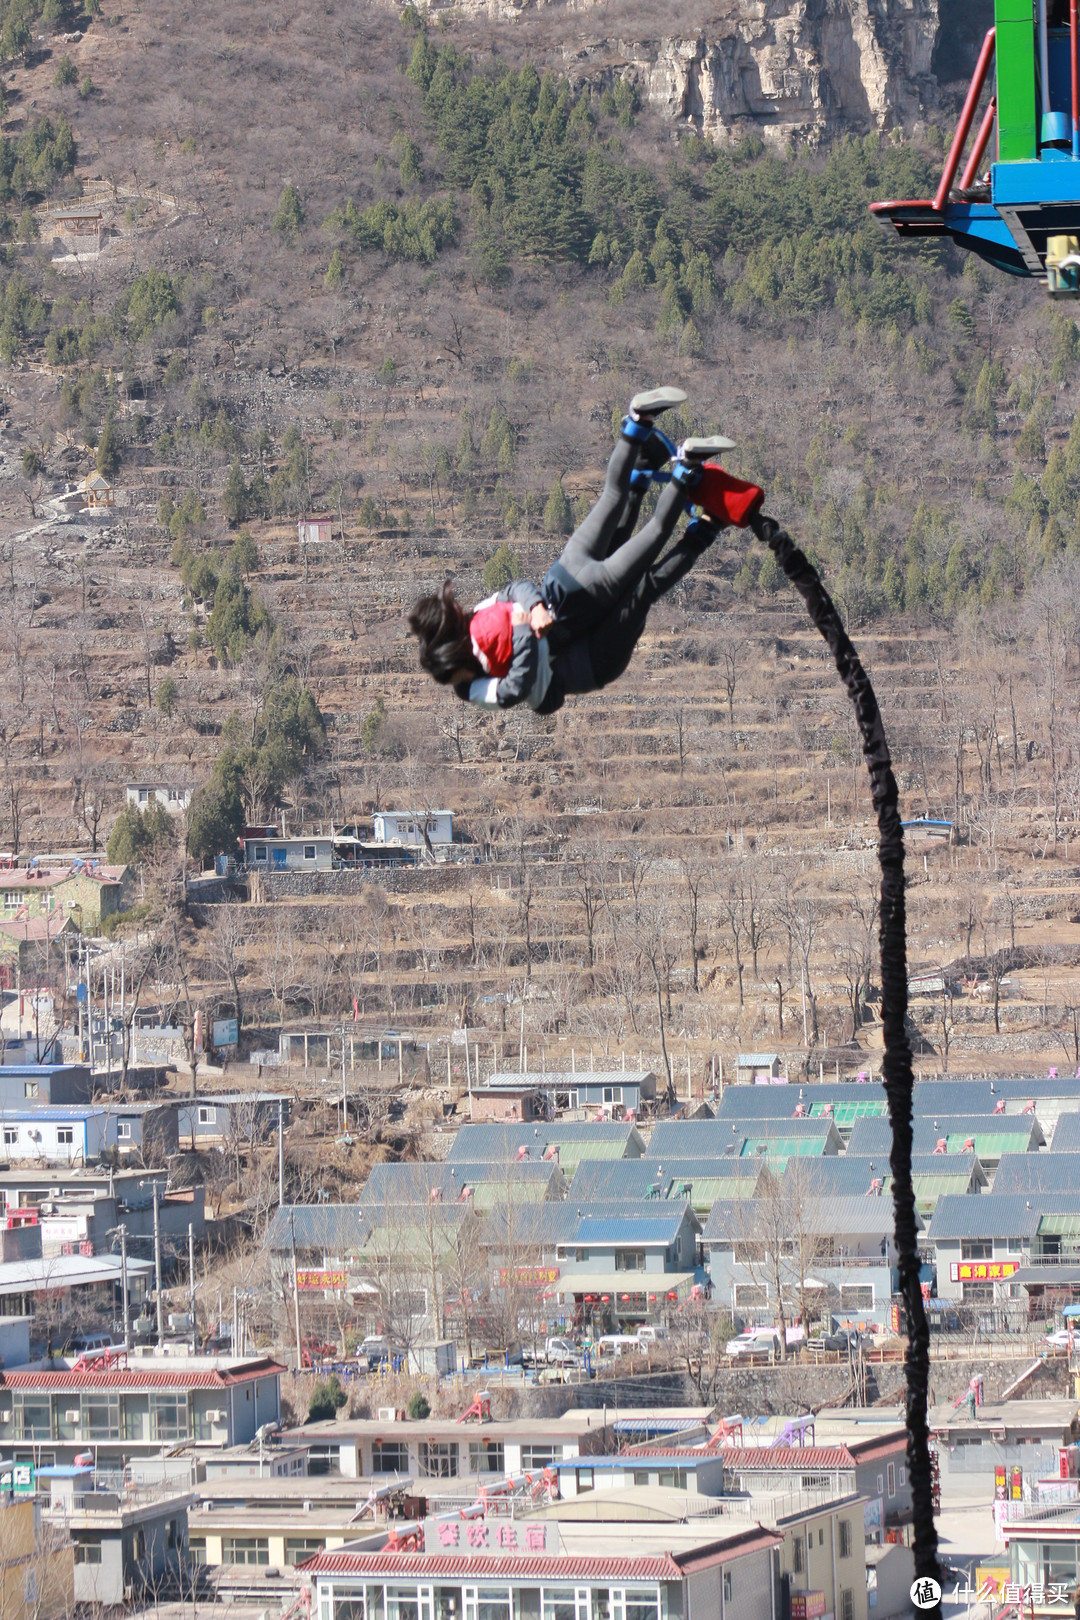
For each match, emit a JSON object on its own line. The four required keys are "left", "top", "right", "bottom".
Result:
{"left": 678, "top": 434, "right": 736, "bottom": 463}
{"left": 629, "top": 386, "right": 688, "bottom": 421}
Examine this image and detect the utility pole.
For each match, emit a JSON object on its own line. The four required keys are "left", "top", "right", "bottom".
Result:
{"left": 119, "top": 1224, "right": 130, "bottom": 1348}
{"left": 289, "top": 1209, "right": 303, "bottom": 1372}
{"left": 277, "top": 1098, "right": 285, "bottom": 1207}
{"left": 341, "top": 1031, "right": 347, "bottom": 1133}
{"left": 188, "top": 1222, "right": 196, "bottom": 1353}
{"left": 153, "top": 1180, "right": 163, "bottom": 1349}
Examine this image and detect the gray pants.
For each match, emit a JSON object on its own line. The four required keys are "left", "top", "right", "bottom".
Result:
{"left": 543, "top": 435, "right": 687, "bottom": 648}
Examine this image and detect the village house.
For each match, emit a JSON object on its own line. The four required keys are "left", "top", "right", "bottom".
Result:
{"left": 0, "top": 865, "right": 135, "bottom": 933}
{"left": 124, "top": 783, "right": 193, "bottom": 816}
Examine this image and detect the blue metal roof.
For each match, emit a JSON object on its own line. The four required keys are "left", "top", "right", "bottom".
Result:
{"left": 847, "top": 1116, "right": 1042, "bottom": 1156}
{"left": 1052, "top": 1115, "right": 1080, "bottom": 1151}
{"left": 993, "top": 1153, "right": 1080, "bottom": 1194}
{"left": 480, "top": 1199, "right": 698, "bottom": 1248}
{"left": 361, "top": 1159, "right": 563, "bottom": 1205}
{"left": 574, "top": 1208, "right": 697, "bottom": 1246}
{"left": 927, "top": 1192, "right": 1080, "bottom": 1241}
{"left": 264, "top": 1205, "right": 370, "bottom": 1253}
{"left": 650, "top": 1118, "right": 841, "bottom": 1157}
{"left": 569, "top": 1158, "right": 760, "bottom": 1203}
{"left": 446, "top": 1122, "right": 644, "bottom": 1164}
{"left": 716, "top": 1084, "right": 882, "bottom": 1121}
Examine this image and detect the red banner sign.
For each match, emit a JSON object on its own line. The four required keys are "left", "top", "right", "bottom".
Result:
{"left": 790, "top": 1594, "right": 827, "bottom": 1620}
{"left": 496, "top": 1267, "right": 561, "bottom": 1287}
{"left": 296, "top": 1270, "right": 347, "bottom": 1290}
{"left": 949, "top": 1261, "right": 1019, "bottom": 1282}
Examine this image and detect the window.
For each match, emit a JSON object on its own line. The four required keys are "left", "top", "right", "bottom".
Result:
{"left": 304, "top": 845, "right": 317, "bottom": 861}
{"left": 223, "top": 1538, "right": 269, "bottom": 1566}
{"left": 187, "top": 1539, "right": 206, "bottom": 1567}
{"left": 658, "top": 1469, "right": 689, "bottom": 1489}
{"left": 372, "top": 1440, "right": 409, "bottom": 1473}
{"left": 471, "top": 1588, "right": 512, "bottom": 1620}
{"left": 17, "top": 1398, "right": 51, "bottom": 1440}
{"left": 792, "top": 1537, "right": 804, "bottom": 1574}
{"left": 469, "top": 1440, "right": 505, "bottom": 1473}
{"left": 962, "top": 1239, "right": 993, "bottom": 1261}
{"left": 876, "top": 1473, "right": 883, "bottom": 1495}
{"left": 841, "top": 1593, "right": 854, "bottom": 1620}
{"left": 253, "top": 846, "right": 267, "bottom": 863}
{"left": 577, "top": 1468, "right": 594, "bottom": 1491}
{"left": 4, "top": 893, "right": 18, "bottom": 910}
{"left": 722, "top": 1572, "right": 732, "bottom": 1604}
{"left": 615, "top": 1250, "right": 646, "bottom": 1272}
{"left": 839, "top": 1520, "right": 852, "bottom": 1558}
{"left": 633, "top": 1470, "right": 650, "bottom": 1486}
{"left": 521, "top": 1446, "right": 558, "bottom": 1469}
{"left": 819, "top": 1529, "right": 825, "bottom": 1547}
{"left": 118, "top": 1121, "right": 132, "bottom": 1140}
{"left": 57, "top": 1127, "right": 74, "bottom": 1147}
{"left": 418, "top": 1440, "right": 458, "bottom": 1478}
{"left": 887, "top": 1462, "right": 896, "bottom": 1497}
{"left": 138, "top": 789, "right": 149, "bottom": 804}
{"left": 198, "top": 1107, "right": 216, "bottom": 1125}
{"left": 840, "top": 1285, "right": 873, "bottom": 1310}
{"left": 899, "top": 1466, "right": 906, "bottom": 1486}
{"left": 285, "top": 1538, "right": 325, "bottom": 1565}
{"left": 85, "top": 1395, "right": 120, "bottom": 1439}
{"left": 735, "top": 1285, "right": 768, "bottom": 1307}
{"left": 150, "top": 1394, "right": 187, "bottom": 1442}
{"left": 2, "top": 1130, "right": 15, "bottom": 1147}
{"left": 22, "top": 1080, "right": 37, "bottom": 1098}
{"left": 542, "top": 1592, "right": 590, "bottom": 1620}
{"left": 602, "top": 1087, "right": 622, "bottom": 1104}
{"left": 74, "top": 1539, "right": 102, "bottom": 1566}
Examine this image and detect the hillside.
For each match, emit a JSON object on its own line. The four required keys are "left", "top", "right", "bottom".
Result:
{"left": 2, "top": 0, "right": 1080, "bottom": 1083}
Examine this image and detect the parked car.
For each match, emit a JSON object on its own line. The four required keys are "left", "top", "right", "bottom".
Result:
{"left": 1046, "top": 1328, "right": 1073, "bottom": 1348}
{"left": 543, "top": 1336, "right": 581, "bottom": 1367}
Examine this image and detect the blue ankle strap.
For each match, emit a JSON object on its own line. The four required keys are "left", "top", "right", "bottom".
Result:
{"left": 672, "top": 460, "right": 703, "bottom": 489}
{"left": 652, "top": 427, "right": 677, "bottom": 460}
{"left": 621, "top": 416, "right": 652, "bottom": 443}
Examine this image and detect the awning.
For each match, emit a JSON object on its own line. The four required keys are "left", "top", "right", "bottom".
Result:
{"left": 1013, "top": 1267, "right": 1080, "bottom": 1284}
{"left": 554, "top": 1271, "right": 698, "bottom": 1303}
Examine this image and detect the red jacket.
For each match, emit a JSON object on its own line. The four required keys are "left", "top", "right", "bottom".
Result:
{"left": 469, "top": 598, "right": 515, "bottom": 677}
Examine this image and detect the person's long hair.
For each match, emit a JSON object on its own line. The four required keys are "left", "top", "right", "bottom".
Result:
{"left": 407, "top": 582, "right": 482, "bottom": 685}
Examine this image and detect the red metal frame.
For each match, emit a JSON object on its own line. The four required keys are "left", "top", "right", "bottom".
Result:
{"left": 959, "top": 97, "right": 997, "bottom": 190}
{"left": 934, "top": 27, "right": 997, "bottom": 212}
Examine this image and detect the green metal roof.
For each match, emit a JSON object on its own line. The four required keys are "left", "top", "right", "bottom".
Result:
{"left": 560, "top": 1139, "right": 631, "bottom": 1169}
{"left": 808, "top": 1100, "right": 887, "bottom": 1124}
{"left": 1039, "top": 1214, "right": 1080, "bottom": 1237}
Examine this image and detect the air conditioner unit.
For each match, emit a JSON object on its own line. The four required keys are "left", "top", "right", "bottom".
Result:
{"left": 168, "top": 1313, "right": 192, "bottom": 1333}
{"left": 205, "top": 1409, "right": 225, "bottom": 1423}
{"left": 377, "top": 1407, "right": 397, "bottom": 1422}
{"left": 64, "top": 1410, "right": 80, "bottom": 1423}
{"left": 0, "top": 1410, "right": 11, "bottom": 1422}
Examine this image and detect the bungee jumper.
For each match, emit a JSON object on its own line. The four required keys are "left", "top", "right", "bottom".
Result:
{"left": 407, "top": 388, "right": 939, "bottom": 1613}
{"left": 871, "top": 0, "right": 1080, "bottom": 295}
{"left": 407, "top": 387, "right": 764, "bottom": 714}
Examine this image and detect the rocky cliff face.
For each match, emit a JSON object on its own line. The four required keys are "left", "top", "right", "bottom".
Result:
{"left": 427, "top": 0, "right": 987, "bottom": 146}
{"left": 561, "top": 0, "right": 943, "bottom": 147}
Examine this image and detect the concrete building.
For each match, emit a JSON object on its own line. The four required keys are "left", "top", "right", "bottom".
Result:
{"left": 471, "top": 1075, "right": 658, "bottom": 1122}
{"left": 0, "top": 917, "right": 78, "bottom": 982}
{"left": 241, "top": 835, "right": 334, "bottom": 872}
{"left": 719, "top": 1432, "right": 912, "bottom": 1531}
{"left": 0, "top": 1250, "right": 151, "bottom": 1331}
{"left": 125, "top": 784, "right": 193, "bottom": 816}
{"left": 305, "top": 1522, "right": 783, "bottom": 1620}
{"left": 552, "top": 1205, "right": 703, "bottom": 1328}
{"left": 927, "top": 1194, "right": 1080, "bottom": 1317}
{"left": 704, "top": 1198, "right": 910, "bottom": 1334}
{"left": 0, "top": 1067, "right": 91, "bottom": 1107}
{"left": 0, "top": 1354, "right": 283, "bottom": 1470}
{"left": 0, "top": 1108, "right": 119, "bottom": 1166}
{"left": 0, "top": 1493, "right": 74, "bottom": 1620}
{"left": 284, "top": 1414, "right": 614, "bottom": 1481}
{"left": 736, "top": 1053, "right": 782, "bottom": 1083}
{"left": 0, "top": 864, "right": 134, "bottom": 932}
{"left": 38, "top": 1463, "right": 192, "bottom": 1606}
{"left": 929, "top": 1398, "right": 1080, "bottom": 1482}
{"left": 372, "top": 811, "right": 453, "bottom": 847}
{"left": 176, "top": 1093, "right": 290, "bottom": 1148}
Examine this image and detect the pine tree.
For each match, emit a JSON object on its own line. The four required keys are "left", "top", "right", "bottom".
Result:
{"left": 221, "top": 460, "right": 248, "bottom": 528}
{"left": 96, "top": 413, "right": 120, "bottom": 479}
{"left": 273, "top": 183, "right": 304, "bottom": 244}
{"left": 543, "top": 477, "right": 572, "bottom": 536}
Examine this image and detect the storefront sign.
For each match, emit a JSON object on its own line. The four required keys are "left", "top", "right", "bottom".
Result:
{"left": 296, "top": 1270, "right": 347, "bottom": 1290}
{"left": 790, "top": 1593, "right": 827, "bottom": 1620}
{"left": 949, "top": 1261, "right": 1019, "bottom": 1282}
{"left": 422, "top": 1519, "right": 556, "bottom": 1553}
{"left": 495, "top": 1267, "right": 561, "bottom": 1287}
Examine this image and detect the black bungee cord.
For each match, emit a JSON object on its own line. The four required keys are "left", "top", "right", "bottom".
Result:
{"left": 749, "top": 512, "right": 941, "bottom": 1612}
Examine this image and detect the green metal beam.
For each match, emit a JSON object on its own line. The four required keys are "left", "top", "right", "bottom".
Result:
{"left": 996, "top": 0, "right": 1038, "bottom": 162}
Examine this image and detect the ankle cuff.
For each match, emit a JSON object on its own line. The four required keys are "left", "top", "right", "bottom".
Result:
{"left": 621, "top": 416, "right": 652, "bottom": 443}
